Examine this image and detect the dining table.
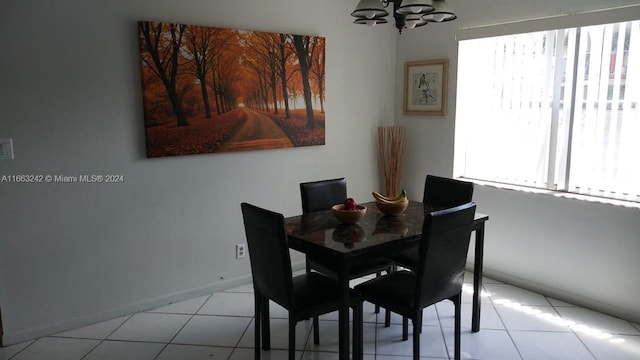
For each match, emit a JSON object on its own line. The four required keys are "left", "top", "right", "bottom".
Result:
{"left": 284, "top": 200, "right": 489, "bottom": 360}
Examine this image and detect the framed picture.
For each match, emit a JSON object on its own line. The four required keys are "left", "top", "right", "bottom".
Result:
{"left": 403, "top": 59, "right": 448, "bottom": 116}
{"left": 138, "top": 21, "right": 326, "bottom": 158}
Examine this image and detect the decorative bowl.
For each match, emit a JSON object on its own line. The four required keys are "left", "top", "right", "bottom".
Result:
{"left": 375, "top": 199, "right": 409, "bottom": 216}
{"left": 331, "top": 204, "right": 367, "bottom": 225}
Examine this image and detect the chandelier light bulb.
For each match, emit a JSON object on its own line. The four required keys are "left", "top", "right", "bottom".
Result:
{"left": 423, "top": 0, "right": 457, "bottom": 22}
{"left": 354, "top": 17, "right": 388, "bottom": 26}
{"left": 433, "top": 13, "right": 446, "bottom": 22}
{"left": 397, "top": 0, "right": 434, "bottom": 15}
{"left": 404, "top": 14, "right": 427, "bottom": 29}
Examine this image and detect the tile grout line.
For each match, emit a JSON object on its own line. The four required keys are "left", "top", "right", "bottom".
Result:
{"left": 548, "top": 297, "right": 600, "bottom": 360}
{"left": 6, "top": 340, "right": 33, "bottom": 360}
{"left": 76, "top": 313, "right": 134, "bottom": 360}
{"left": 151, "top": 293, "right": 215, "bottom": 360}
{"left": 486, "top": 286, "right": 526, "bottom": 360}
{"left": 433, "top": 299, "right": 453, "bottom": 360}
{"left": 227, "top": 314, "right": 255, "bottom": 360}
{"left": 373, "top": 306, "right": 380, "bottom": 360}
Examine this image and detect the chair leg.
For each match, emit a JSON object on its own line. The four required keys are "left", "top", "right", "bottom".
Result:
{"left": 375, "top": 271, "right": 382, "bottom": 314}
{"left": 353, "top": 301, "right": 363, "bottom": 360}
{"left": 401, "top": 314, "right": 423, "bottom": 334}
{"left": 454, "top": 293, "right": 462, "bottom": 360}
{"left": 261, "top": 298, "right": 271, "bottom": 350}
{"left": 313, "top": 315, "right": 320, "bottom": 344}
{"left": 383, "top": 267, "right": 394, "bottom": 327}
{"left": 289, "top": 314, "right": 296, "bottom": 360}
{"left": 384, "top": 308, "right": 391, "bottom": 327}
{"left": 307, "top": 259, "right": 322, "bottom": 344}
{"left": 254, "top": 292, "right": 262, "bottom": 360}
{"left": 402, "top": 316, "right": 409, "bottom": 341}
{"left": 412, "top": 316, "right": 421, "bottom": 360}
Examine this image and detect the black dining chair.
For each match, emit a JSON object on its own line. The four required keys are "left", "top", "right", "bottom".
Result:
{"left": 389, "top": 174, "right": 474, "bottom": 271}
{"left": 423, "top": 174, "right": 475, "bottom": 209}
{"left": 300, "top": 177, "right": 348, "bottom": 214}
{"left": 354, "top": 202, "right": 477, "bottom": 360}
{"left": 300, "top": 178, "right": 394, "bottom": 326}
{"left": 240, "top": 202, "right": 362, "bottom": 360}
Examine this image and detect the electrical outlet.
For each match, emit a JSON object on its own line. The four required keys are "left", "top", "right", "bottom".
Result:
{"left": 236, "top": 244, "right": 247, "bottom": 259}
{"left": 0, "top": 139, "right": 14, "bottom": 160}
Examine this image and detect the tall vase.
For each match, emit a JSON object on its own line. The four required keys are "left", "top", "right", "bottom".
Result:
{"left": 377, "top": 126, "right": 406, "bottom": 197}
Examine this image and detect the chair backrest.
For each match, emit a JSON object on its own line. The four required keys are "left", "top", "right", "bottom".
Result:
{"left": 241, "top": 202, "right": 294, "bottom": 309}
{"left": 423, "top": 175, "right": 474, "bottom": 207}
{"left": 300, "top": 177, "right": 348, "bottom": 214}
{"left": 415, "top": 202, "right": 476, "bottom": 308}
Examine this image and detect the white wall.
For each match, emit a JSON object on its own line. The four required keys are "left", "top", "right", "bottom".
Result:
{"left": 396, "top": 0, "right": 640, "bottom": 323}
{"left": 0, "top": 0, "right": 396, "bottom": 345}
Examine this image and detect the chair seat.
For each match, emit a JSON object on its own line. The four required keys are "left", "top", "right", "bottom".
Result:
{"left": 292, "top": 272, "right": 342, "bottom": 317}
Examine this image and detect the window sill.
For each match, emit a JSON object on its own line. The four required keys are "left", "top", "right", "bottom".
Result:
{"left": 461, "top": 178, "right": 640, "bottom": 210}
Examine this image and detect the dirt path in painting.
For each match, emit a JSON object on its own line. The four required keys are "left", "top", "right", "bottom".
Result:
{"left": 217, "top": 108, "right": 293, "bottom": 152}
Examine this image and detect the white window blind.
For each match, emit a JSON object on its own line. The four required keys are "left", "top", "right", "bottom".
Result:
{"left": 455, "top": 19, "right": 640, "bottom": 202}
{"left": 568, "top": 22, "right": 640, "bottom": 199}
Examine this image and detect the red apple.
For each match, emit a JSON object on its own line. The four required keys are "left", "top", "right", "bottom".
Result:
{"left": 344, "top": 198, "right": 357, "bottom": 211}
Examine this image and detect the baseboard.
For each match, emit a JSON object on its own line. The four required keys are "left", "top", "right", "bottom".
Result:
{"left": 1, "top": 273, "right": 253, "bottom": 347}
{"left": 470, "top": 263, "right": 640, "bottom": 324}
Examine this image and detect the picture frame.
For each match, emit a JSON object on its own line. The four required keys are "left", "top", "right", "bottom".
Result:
{"left": 138, "top": 21, "right": 326, "bottom": 158}
{"left": 403, "top": 59, "right": 448, "bottom": 116}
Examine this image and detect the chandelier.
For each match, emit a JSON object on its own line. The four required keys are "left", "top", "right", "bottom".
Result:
{"left": 351, "top": 0, "right": 456, "bottom": 33}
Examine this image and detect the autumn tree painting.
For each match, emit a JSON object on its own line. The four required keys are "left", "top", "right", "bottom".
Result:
{"left": 138, "top": 21, "right": 326, "bottom": 158}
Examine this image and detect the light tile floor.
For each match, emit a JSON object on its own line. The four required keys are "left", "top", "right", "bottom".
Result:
{"left": 2, "top": 273, "right": 640, "bottom": 360}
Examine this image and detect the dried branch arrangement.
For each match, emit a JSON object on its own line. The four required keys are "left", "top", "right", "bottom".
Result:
{"left": 377, "top": 125, "right": 406, "bottom": 197}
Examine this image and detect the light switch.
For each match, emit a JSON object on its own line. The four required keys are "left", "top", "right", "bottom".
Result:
{"left": 0, "top": 139, "right": 14, "bottom": 160}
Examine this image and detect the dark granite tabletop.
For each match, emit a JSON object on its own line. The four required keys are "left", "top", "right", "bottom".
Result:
{"left": 285, "top": 201, "right": 488, "bottom": 259}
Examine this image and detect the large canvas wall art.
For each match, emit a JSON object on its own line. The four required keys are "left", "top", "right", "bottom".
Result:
{"left": 138, "top": 21, "right": 326, "bottom": 157}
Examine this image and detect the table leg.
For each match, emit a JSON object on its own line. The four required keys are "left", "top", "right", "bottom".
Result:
{"left": 338, "top": 267, "right": 350, "bottom": 360}
{"left": 472, "top": 223, "right": 485, "bottom": 333}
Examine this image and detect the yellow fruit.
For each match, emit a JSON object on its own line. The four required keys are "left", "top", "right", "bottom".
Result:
{"left": 372, "top": 190, "right": 408, "bottom": 204}
{"left": 372, "top": 191, "right": 388, "bottom": 202}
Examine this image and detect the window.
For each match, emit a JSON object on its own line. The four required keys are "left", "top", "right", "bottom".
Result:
{"left": 455, "top": 19, "right": 640, "bottom": 203}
